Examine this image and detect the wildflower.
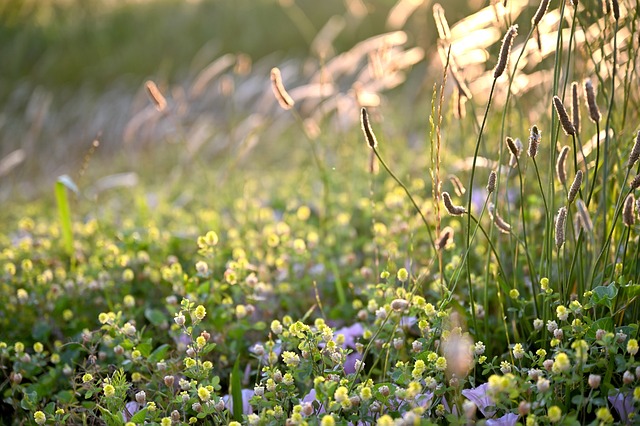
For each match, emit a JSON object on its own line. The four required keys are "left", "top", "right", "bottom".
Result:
{"left": 513, "top": 343, "right": 525, "bottom": 359}
{"left": 634, "top": 387, "right": 640, "bottom": 401}
{"left": 547, "top": 320, "right": 558, "bottom": 332}
{"left": 412, "top": 360, "right": 426, "bottom": 379}
{"left": 435, "top": 356, "right": 447, "bottom": 371}
{"left": 596, "top": 407, "right": 614, "bottom": 423}
{"left": 537, "top": 378, "right": 550, "bottom": 392}
{"left": 122, "top": 323, "right": 136, "bottom": 336}
{"left": 174, "top": 312, "right": 185, "bottom": 326}
{"left": 556, "top": 305, "right": 568, "bottom": 321}
{"left": 103, "top": 384, "right": 115, "bottom": 397}
{"left": 82, "top": 373, "right": 93, "bottom": 383}
{"left": 533, "top": 319, "right": 543, "bottom": 331}
{"left": 135, "top": 391, "right": 146, "bottom": 404}
{"left": 474, "top": 341, "right": 486, "bottom": 355}
{"left": 34, "top": 411, "right": 46, "bottom": 425}
{"left": 282, "top": 351, "right": 300, "bottom": 367}
{"left": 390, "top": 299, "right": 409, "bottom": 311}
{"left": 160, "top": 418, "right": 172, "bottom": 426}
{"left": 628, "top": 339, "right": 638, "bottom": 356}
{"left": 548, "top": 406, "right": 562, "bottom": 423}
{"left": 271, "top": 320, "right": 283, "bottom": 334}
{"left": 623, "top": 370, "right": 634, "bottom": 385}
{"left": 321, "top": 415, "right": 335, "bottom": 426}
{"left": 194, "top": 305, "right": 206, "bottom": 320}
{"left": 500, "top": 361, "right": 512, "bottom": 374}
{"left": 552, "top": 352, "right": 570, "bottom": 374}
{"left": 33, "top": 342, "right": 43, "bottom": 353}
{"left": 131, "top": 372, "right": 141, "bottom": 382}
{"left": 377, "top": 415, "right": 394, "bottom": 426}
{"left": 197, "top": 386, "right": 211, "bottom": 401}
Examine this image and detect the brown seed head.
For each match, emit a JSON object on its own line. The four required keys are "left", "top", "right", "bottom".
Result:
{"left": 487, "top": 170, "right": 497, "bottom": 194}
{"left": 145, "top": 80, "right": 167, "bottom": 112}
{"left": 584, "top": 79, "right": 601, "bottom": 123}
{"left": 611, "top": 0, "right": 620, "bottom": 19}
{"left": 360, "top": 107, "right": 378, "bottom": 149}
{"left": 626, "top": 131, "right": 640, "bottom": 169}
{"left": 442, "top": 192, "right": 466, "bottom": 216}
{"left": 270, "top": 67, "right": 295, "bottom": 110}
{"left": 623, "top": 194, "right": 635, "bottom": 227}
{"left": 528, "top": 125, "right": 540, "bottom": 158}
{"left": 506, "top": 137, "right": 519, "bottom": 158}
{"left": 555, "top": 206, "right": 568, "bottom": 249}
{"left": 488, "top": 203, "right": 511, "bottom": 234}
{"left": 532, "top": 0, "right": 550, "bottom": 27}
{"left": 494, "top": 25, "right": 518, "bottom": 79}
{"left": 556, "top": 146, "right": 570, "bottom": 184}
{"left": 571, "top": 82, "right": 580, "bottom": 133}
{"left": 436, "top": 226, "right": 454, "bottom": 251}
{"left": 553, "top": 96, "right": 576, "bottom": 136}
{"left": 630, "top": 174, "right": 640, "bottom": 191}
{"left": 568, "top": 170, "right": 583, "bottom": 204}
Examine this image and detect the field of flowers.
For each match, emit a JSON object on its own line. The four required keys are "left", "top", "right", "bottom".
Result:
{"left": 1, "top": 0, "right": 639, "bottom": 424}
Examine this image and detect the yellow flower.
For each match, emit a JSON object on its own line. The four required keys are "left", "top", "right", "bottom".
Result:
{"left": 131, "top": 372, "right": 142, "bottom": 382}
{"left": 397, "top": 268, "right": 409, "bottom": 282}
{"left": 194, "top": 305, "right": 207, "bottom": 320}
{"left": 14, "top": 342, "right": 24, "bottom": 353}
{"left": 509, "top": 289, "right": 520, "bottom": 299}
{"left": 34, "top": 411, "right": 46, "bottom": 425}
{"left": 548, "top": 406, "right": 562, "bottom": 423}
{"left": 334, "top": 386, "right": 349, "bottom": 403}
{"left": 360, "top": 386, "right": 372, "bottom": 401}
{"left": 552, "top": 352, "right": 570, "bottom": 373}
{"left": 377, "top": 415, "right": 395, "bottom": 426}
{"left": 321, "top": 415, "right": 335, "bottom": 426}
{"left": 627, "top": 339, "right": 638, "bottom": 356}
{"left": 435, "top": 356, "right": 447, "bottom": 371}
{"left": 161, "top": 418, "right": 172, "bottom": 426}
{"left": 82, "top": 373, "right": 93, "bottom": 383}
{"left": 33, "top": 342, "right": 43, "bottom": 354}
{"left": 103, "top": 384, "right": 115, "bottom": 397}
{"left": 596, "top": 407, "right": 613, "bottom": 423}
{"left": 197, "top": 386, "right": 211, "bottom": 401}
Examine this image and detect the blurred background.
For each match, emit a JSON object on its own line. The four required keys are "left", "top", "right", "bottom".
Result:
{"left": 1, "top": 0, "right": 633, "bottom": 203}
{"left": 0, "top": 0, "right": 481, "bottom": 200}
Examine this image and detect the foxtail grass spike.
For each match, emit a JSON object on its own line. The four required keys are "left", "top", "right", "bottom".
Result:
{"left": 623, "top": 194, "right": 635, "bottom": 226}
{"left": 611, "top": 0, "right": 620, "bottom": 19}
{"left": 506, "top": 137, "right": 519, "bottom": 158}
{"left": 270, "top": 67, "right": 295, "bottom": 110}
{"left": 532, "top": 0, "right": 550, "bottom": 27}
{"left": 145, "top": 81, "right": 167, "bottom": 112}
{"left": 568, "top": 170, "right": 583, "bottom": 204}
{"left": 557, "top": 146, "right": 570, "bottom": 184}
{"left": 553, "top": 96, "right": 576, "bottom": 136}
{"left": 576, "top": 199, "right": 593, "bottom": 233}
{"left": 571, "top": 82, "right": 580, "bottom": 133}
{"left": 630, "top": 174, "right": 640, "bottom": 191}
{"left": 584, "top": 80, "right": 601, "bottom": 123}
{"left": 627, "top": 131, "right": 640, "bottom": 169}
{"left": 489, "top": 203, "right": 511, "bottom": 234}
{"left": 528, "top": 125, "right": 540, "bottom": 158}
{"left": 487, "top": 171, "right": 497, "bottom": 194}
{"left": 360, "top": 108, "right": 378, "bottom": 149}
{"left": 494, "top": 25, "right": 518, "bottom": 79}
{"left": 555, "top": 207, "right": 568, "bottom": 249}
{"left": 443, "top": 192, "right": 466, "bottom": 216}
{"left": 436, "top": 226, "right": 454, "bottom": 251}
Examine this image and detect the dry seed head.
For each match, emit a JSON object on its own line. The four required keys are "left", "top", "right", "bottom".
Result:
{"left": 555, "top": 206, "right": 568, "bottom": 249}
{"left": 584, "top": 79, "right": 601, "bottom": 123}
{"left": 270, "top": 67, "right": 295, "bottom": 110}
{"left": 488, "top": 203, "right": 511, "bottom": 234}
{"left": 571, "top": 82, "right": 580, "bottom": 133}
{"left": 449, "top": 174, "right": 466, "bottom": 196}
{"left": 532, "top": 0, "right": 550, "bottom": 27}
{"left": 568, "top": 170, "right": 583, "bottom": 204}
{"left": 436, "top": 226, "right": 454, "bottom": 251}
{"left": 506, "top": 137, "right": 519, "bottom": 158}
{"left": 528, "top": 125, "right": 540, "bottom": 158}
{"left": 494, "top": 25, "right": 518, "bottom": 79}
{"left": 442, "top": 192, "right": 466, "bottom": 216}
{"left": 433, "top": 4, "right": 451, "bottom": 41}
{"left": 556, "top": 146, "right": 570, "bottom": 184}
{"left": 145, "top": 80, "right": 167, "bottom": 112}
{"left": 626, "top": 131, "right": 640, "bottom": 169}
{"left": 553, "top": 96, "right": 576, "bottom": 136}
{"left": 623, "top": 194, "right": 635, "bottom": 227}
{"left": 575, "top": 199, "right": 593, "bottom": 234}
{"left": 360, "top": 107, "right": 378, "bottom": 149}
{"left": 509, "top": 138, "right": 523, "bottom": 167}
{"left": 611, "top": 0, "right": 620, "bottom": 19}
{"left": 487, "top": 171, "right": 497, "bottom": 194}
{"left": 602, "top": 0, "right": 611, "bottom": 14}
{"left": 630, "top": 174, "right": 640, "bottom": 191}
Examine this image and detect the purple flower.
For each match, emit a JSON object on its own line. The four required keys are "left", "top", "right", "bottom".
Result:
{"left": 462, "top": 384, "right": 496, "bottom": 417}
{"left": 334, "top": 323, "right": 364, "bottom": 349}
{"left": 223, "top": 389, "right": 255, "bottom": 414}
{"left": 486, "top": 413, "right": 519, "bottom": 426}
{"left": 121, "top": 401, "right": 141, "bottom": 422}
{"left": 608, "top": 390, "right": 634, "bottom": 423}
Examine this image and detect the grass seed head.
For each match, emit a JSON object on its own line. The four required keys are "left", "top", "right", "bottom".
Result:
{"left": 571, "top": 82, "right": 580, "bottom": 133}
{"left": 145, "top": 80, "right": 167, "bottom": 112}
{"left": 489, "top": 203, "right": 511, "bottom": 234}
{"left": 584, "top": 79, "right": 601, "bottom": 123}
{"left": 528, "top": 125, "right": 540, "bottom": 158}
{"left": 555, "top": 206, "right": 568, "bottom": 249}
{"left": 487, "top": 170, "right": 497, "bottom": 194}
{"left": 626, "top": 131, "right": 640, "bottom": 169}
{"left": 556, "top": 146, "right": 570, "bottom": 184}
{"left": 568, "top": 170, "right": 583, "bottom": 204}
{"left": 270, "top": 67, "right": 295, "bottom": 110}
{"left": 630, "top": 173, "right": 640, "bottom": 191}
{"left": 494, "top": 25, "right": 518, "bottom": 79}
{"left": 623, "top": 194, "right": 635, "bottom": 227}
{"left": 436, "top": 226, "right": 454, "bottom": 251}
{"left": 553, "top": 96, "right": 576, "bottom": 136}
{"left": 532, "top": 0, "right": 550, "bottom": 27}
{"left": 442, "top": 192, "right": 466, "bottom": 216}
{"left": 360, "top": 107, "right": 378, "bottom": 149}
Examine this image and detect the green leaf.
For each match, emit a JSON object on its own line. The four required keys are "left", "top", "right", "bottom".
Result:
{"left": 230, "top": 358, "right": 243, "bottom": 421}
{"left": 591, "top": 285, "right": 618, "bottom": 310}
{"left": 586, "top": 317, "right": 614, "bottom": 340}
{"left": 144, "top": 308, "right": 167, "bottom": 327}
{"left": 136, "top": 341, "right": 153, "bottom": 358}
{"left": 200, "top": 343, "right": 217, "bottom": 355}
{"left": 129, "top": 407, "right": 148, "bottom": 423}
{"left": 55, "top": 175, "right": 77, "bottom": 258}
{"left": 148, "top": 344, "right": 170, "bottom": 364}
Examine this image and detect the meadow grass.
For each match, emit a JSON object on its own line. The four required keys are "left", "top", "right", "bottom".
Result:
{"left": 1, "top": 0, "right": 639, "bottom": 425}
